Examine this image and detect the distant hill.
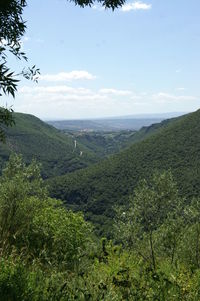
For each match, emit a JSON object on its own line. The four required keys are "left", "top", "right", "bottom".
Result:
{"left": 0, "top": 112, "right": 99, "bottom": 178}
{"left": 47, "top": 112, "right": 184, "bottom": 131}
{"left": 48, "top": 110, "right": 200, "bottom": 235}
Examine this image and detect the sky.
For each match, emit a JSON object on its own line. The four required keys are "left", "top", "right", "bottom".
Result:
{"left": 4, "top": 0, "right": 200, "bottom": 120}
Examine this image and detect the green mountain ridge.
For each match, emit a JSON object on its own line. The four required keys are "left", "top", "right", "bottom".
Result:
{"left": 0, "top": 112, "right": 99, "bottom": 178}
{"left": 0, "top": 111, "right": 171, "bottom": 179}
{"left": 48, "top": 109, "right": 200, "bottom": 234}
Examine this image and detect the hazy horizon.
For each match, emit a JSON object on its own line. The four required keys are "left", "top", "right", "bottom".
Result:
{"left": 44, "top": 111, "right": 188, "bottom": 121}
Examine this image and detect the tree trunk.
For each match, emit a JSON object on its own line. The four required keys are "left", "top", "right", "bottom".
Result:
{"left": 170, "top": 234, "right": 176, "bottom": 265}
{"left": 195, "top": 224, "right": 200, "bottom": 268}
{"left": 149, "top": 230, "right": 156, "bottom": 270}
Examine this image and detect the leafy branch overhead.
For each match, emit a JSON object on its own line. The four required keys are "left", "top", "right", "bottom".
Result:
{"left": 73, "top": 0, "right": 125, "bottom": 10}
{"left": 0, "top": 1, "right": 41, "bottom": 96}
{"left": 0, "top": 1, "right": 40, "bottom": 139}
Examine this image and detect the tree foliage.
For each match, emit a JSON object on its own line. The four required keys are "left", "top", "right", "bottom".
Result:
{"left": 114, "top": 171, "right": 183, "bottom": 270}
{"left": 0, "top": 0, "right": 39, "bottom": 140}
{"left": 0, "top": 0, "right": 40, "bottom": 97}
{"left": 0, "top": 154, "right": 93, "bottom": 270}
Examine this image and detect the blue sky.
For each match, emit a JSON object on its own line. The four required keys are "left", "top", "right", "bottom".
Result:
{"left": 6, "top": 0, "right": 200, "bottom": 119}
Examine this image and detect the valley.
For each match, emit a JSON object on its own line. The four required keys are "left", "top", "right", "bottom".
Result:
{"left": 0, "top": 109, "right": 196, "bottom": 237}
{"left": 1, "top": 1, "right": 200, "bottom": 299}
{"left": 0, "top": 111, "right": 177, "bottom": 178}
{"left": 48, "top": 110, "right": 199, "bottom": 235}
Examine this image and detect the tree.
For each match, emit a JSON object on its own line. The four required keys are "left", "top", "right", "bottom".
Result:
{"left": 0, "top": 154, "right": 93, "bottom": 270}
{"left": 0, "top": 1, "right": 40, "bottom": 140}
{"left": 0, "top": 153, "right": 47, "bottom": 252}
{"left": 114, "top": 171, "right": 182, "bottom": 270}
{"left": 178, "top": 198, "right": 200, "bottom": 269}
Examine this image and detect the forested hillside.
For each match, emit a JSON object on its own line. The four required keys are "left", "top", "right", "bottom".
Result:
{"left": 0, "top": 111, "right": 174, "bottom": 179}
{"left": 0, "top": 112, "right": 98, "bottom": 178}
{"left": 49, "top": 109, "right": 200, "bottom": 234}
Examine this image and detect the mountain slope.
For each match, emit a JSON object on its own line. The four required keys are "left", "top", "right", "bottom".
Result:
{"left": 48, "top": 110, "right": 200, "bottom": 234}
{"left": 0, "top": 112, "right": 98, "bottom": 177}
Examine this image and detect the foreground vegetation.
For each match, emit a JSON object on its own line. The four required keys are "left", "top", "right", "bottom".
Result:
{"left": 1, "top": 155, "right": 200, "bottom": 300}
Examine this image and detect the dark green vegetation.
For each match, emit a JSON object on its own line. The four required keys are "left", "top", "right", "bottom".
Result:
{"left": 1, "top": 155, "right": 200, "bottom": 300}
{"left": 68, "top": 131, "right": 137, "bottom": 157}
{"left": 0, "top": 111, "right": 174, "bottom": 179}
{"left": 49, "top": 109, "right": 200, "bottom": 235}
{"left": 0, "top": 112, "right": 101, "bottom": 178}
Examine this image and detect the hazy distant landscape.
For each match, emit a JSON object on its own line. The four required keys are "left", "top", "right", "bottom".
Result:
{"left": 47, "top": 112, "right": 185, "bottom": 131}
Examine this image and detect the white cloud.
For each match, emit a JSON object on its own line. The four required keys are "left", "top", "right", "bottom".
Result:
{"left": 122, "top": 1, "right": 152, "bottom": 12}
{"left": 15, "top": 84, "right": 198, "bottom": 119}
{"left": 18, "top": 86, "right": 134, "bottom": 107}
{"left": 39, "top": 71, "right": 96, "bottom": 82}
{"left": 152, "top": 92, "right": 197, "bottom": 103}
{"left": 18, "top": 85, "right": 108, "bottom": 104}
{"left": 19, "top": 86, "right": 92, "bottom": 95}
{"left": 99, "top": 88, "right": 132, "bottom": 96}
{"left": 16, "top": 84, "right": 112, "bottom": 119}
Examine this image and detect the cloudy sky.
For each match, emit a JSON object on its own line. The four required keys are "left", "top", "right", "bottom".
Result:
{"left": 5, "top": 0, "right": 200, "bottom": 119}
